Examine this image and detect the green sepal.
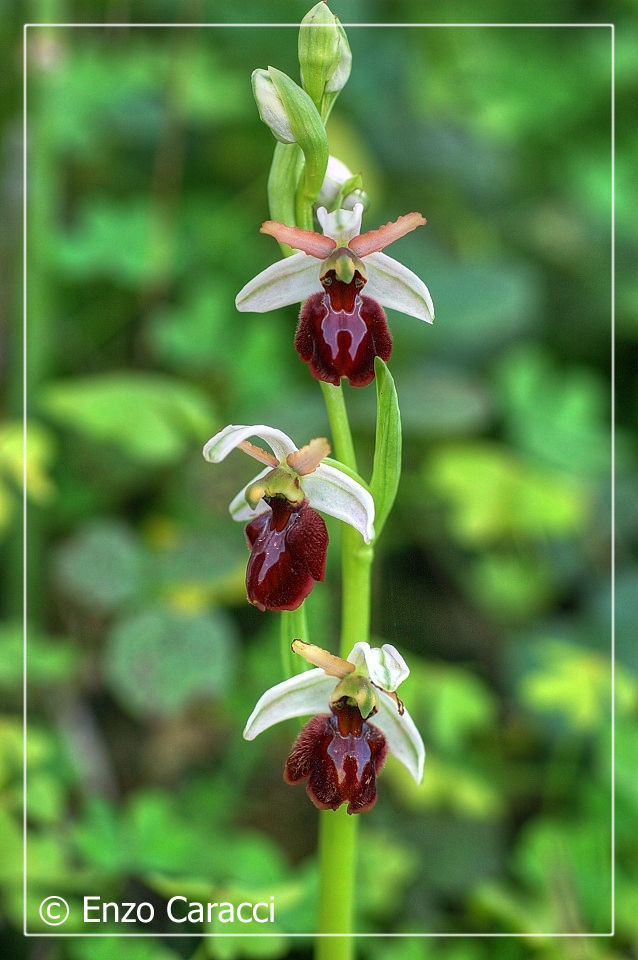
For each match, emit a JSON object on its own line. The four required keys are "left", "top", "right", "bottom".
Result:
{"left": 370, "top": 358, "right": 402, "bottom": 538}
{"left": 252, "top": 67, "right": 294, "bottom": 143}
{"left": 267, "top": 142, "right": 304, "bottom": 256}
{"left": 267, "top": 67, "right": 328, "bottom": 205}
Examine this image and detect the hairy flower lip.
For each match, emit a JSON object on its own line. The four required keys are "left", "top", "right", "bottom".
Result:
{"left": 244, "top": 498, "right": 328, "bottom": 611}
{"left": 235, "top": 202, "right": 434, "bottom": 325}
{"left": 243, "top": 641, "right": 425, "bottom": 783}
{"left": 284, "top": 706, "right": 388, "bottom": 815}
{"left": 294, "top": 279, "right": 392, "bottom": 387}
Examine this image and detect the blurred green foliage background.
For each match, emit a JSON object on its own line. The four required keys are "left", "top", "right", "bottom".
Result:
{"left": 2, "top": 0, "right": 635, "bottom": 957}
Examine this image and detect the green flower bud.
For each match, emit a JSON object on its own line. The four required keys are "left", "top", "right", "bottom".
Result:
{"left": 325, "top": 22, "right": 351, "bottom": 94}
{"left": 317, "top": 156, "right": 370, "bottom": 213}
{"left": 298, "top": 2, "right": 351, "bottom": 119}
{"left": 266, "top": 66, "right": 328, "bottom": 205}
{"left": 251, "top": 68, "right": 296, "bottom": 144}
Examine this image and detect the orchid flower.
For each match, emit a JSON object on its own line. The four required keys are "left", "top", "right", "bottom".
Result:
{"left": 244, "top": 639, "right": 425, "bottom": 814}
{"left": 203, "top": 424, "right": 374, "bottom": 612}
{"left": 235, "top": 203, "right": 434, "bottom": 387}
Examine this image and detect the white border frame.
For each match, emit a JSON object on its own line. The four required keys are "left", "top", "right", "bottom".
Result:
{"left": 23, "top": 19, "right": 615, "bottom": 940}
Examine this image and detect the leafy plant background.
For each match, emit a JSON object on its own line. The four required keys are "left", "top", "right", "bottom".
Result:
{"left": 2, "top": 0, "right": 635, "bottom": 957}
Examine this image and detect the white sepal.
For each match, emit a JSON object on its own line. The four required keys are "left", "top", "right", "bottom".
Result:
{"left": 235, "top": 251, "right": 321, "bottom": 313}
{"left": 302, "top": 463, "right": 375, "bottom": 544}
{"left": 243, "top": 670, "right": 336, "bottom": 741}
{"left": 347, "top": 642, "right": 410, "bottom": 691}
{"left": 203, "top": 424, "right": 297, "bottom": 465}
{"left": 364, "top": 251, "right": 434, "bottom": 324}
{"left": 373, "top": 696, "right": 425, "bottom": 783}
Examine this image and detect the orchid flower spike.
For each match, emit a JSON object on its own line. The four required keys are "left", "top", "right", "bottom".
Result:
{"left": 236, "top": 203, "right": 434, "bottom": 387}
{"left": 203, "top": 424, "right": 374, "bottom": 611}
{"left": 244, "top": 639, "right": 425, "bottom": 814}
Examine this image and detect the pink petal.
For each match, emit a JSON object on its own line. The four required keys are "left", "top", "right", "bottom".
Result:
{"left": 286, "top": 437, "right": 331, "bottom": 476}
{"left": 260, "top": 221, "right": 337, "bottom": 259}
{"left": 348, "top": 212, "right": 427, "bottom": 258}
{"left": 238, "top": 440, "right": 279, "bottom": 466}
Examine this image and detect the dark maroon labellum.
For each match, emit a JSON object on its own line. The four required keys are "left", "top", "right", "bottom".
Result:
{"left": 295, "top": 270, "right": 392, "bottom": 387}
{"left": 284, "top": 701, "right": 388, "bottom": 814}
{"left": 244, "top": 497, "right": 328, "bottom": 612}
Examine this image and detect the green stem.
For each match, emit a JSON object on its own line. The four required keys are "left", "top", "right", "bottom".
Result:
{"left": 267, "top": 142, "right": 303, "bottom": 255}
{"left": 340, "top": 526, "right": 373, "bottom": 655}
{"left": 295, "top": 178, "right": 314, "bottom": 232}
{"left": 319, "top": 381, "right": 357, "bottom": 473}
{"left": 280, "top": 604, "right": 309, "bottom": 680}
{"left": 267, "top": 101, "right": 369, "bottom": 956}
{"left": 316, "top": 805, "right": 357, "bottom": 960}
{"left": 316, "top": 380, "right": 373, "bottom": 958}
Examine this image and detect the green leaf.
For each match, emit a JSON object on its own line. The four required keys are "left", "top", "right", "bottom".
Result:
{"left": 465, "top": 551, "right": 554, "bottom": 624}
{"left": 494, "top": 343, "right": 613, "bottom": 477}
{"left": 472, "top": 881, "right": 551, "bottom": 935}
{"left": 40, "top": 372, "right": 216, "bottom": 465}
{"left": 370, "top": 358, "right": 402, "bottom": 537}
{"left": 26, "top": 772, "right": 66, "bottom": 825}
{"left": 104, "top": 607, "right": 238, "bottom": 719}
{"left": 53, "top": 519, "right": 145, "bottom": 614}
{"left": 520, "top": 640, "right": 633, "bottom": 732}
{"left": 1, "top": 420, "right": 56, "bottom": 501}
{"left": 409, "top": 661, "right": 498, "bottom": 752}
{"left": 147, "top": 282, "right": 234, "bottom": 373}
{"left": 52, "top": 198, "right": 188, "bottom": 284}
{"left": 425, "top": 441, "right": 588, "bottom": 546}
{"left": 356, "top": 829, "right": 418, "bottom": 918}
{"left": 395, "top": 365, "right": 491, "bottom": 437}
{"left": 0, "top": 420, "right": 56, "bottom": 535}
{"left": 1, "top": 622, "right": 80, "bottom": 691}
{"left": 515, "top": 817, "right": 612, "bottom": 931}
{"left": 69, "top": 937, "right": 182, "bottom": 960}
{"left": 387, "top": 755, "right": 502, "bottom": 819}
{"left": 0, "top": 807, "right": 22, "bottom": 884}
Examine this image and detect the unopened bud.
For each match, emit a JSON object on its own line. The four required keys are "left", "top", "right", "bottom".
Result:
{"left": 325, "top": 22, "right": 351, "bottom": 94}
{"left": 298, "top": 2, "right": 351, "bottom": 118}
{"left": 317, "top": 155, "right": 370, "bottom": 213}
{"left": 251, "top": 68, "right": 296, "bottom": 144}
{"left": 255, "top": 66, "right": 328, "bottom": 202}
